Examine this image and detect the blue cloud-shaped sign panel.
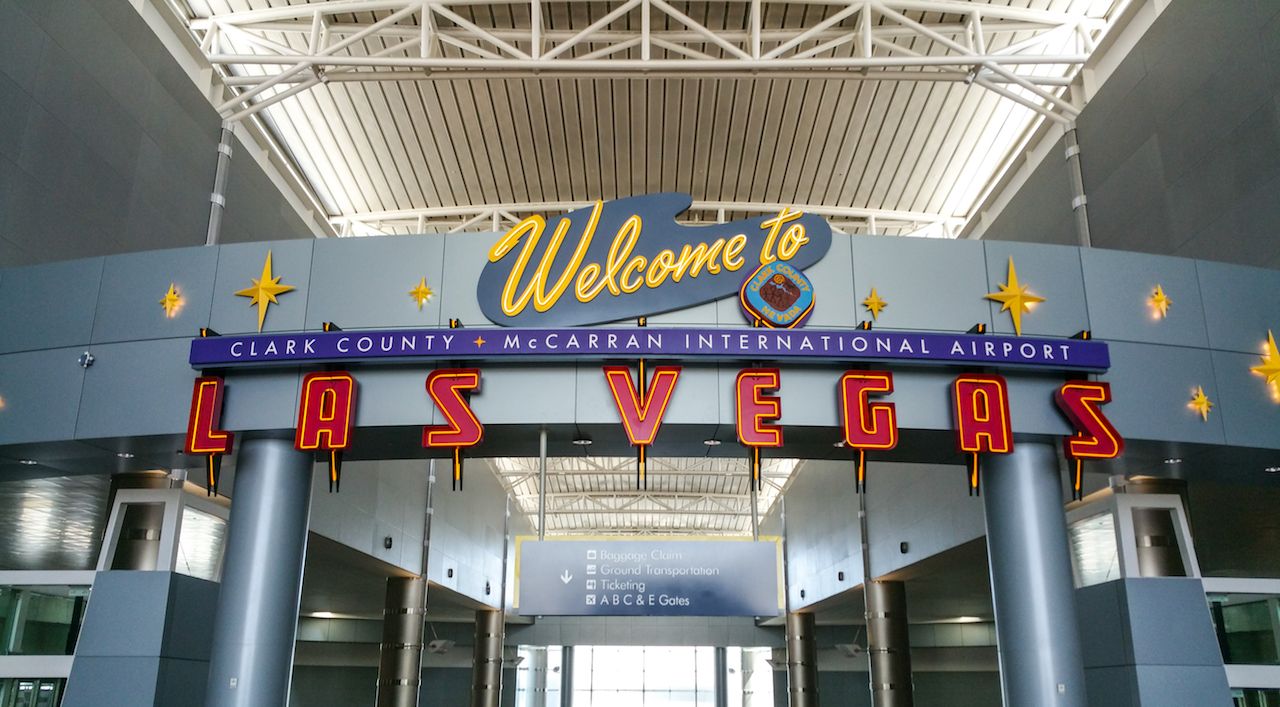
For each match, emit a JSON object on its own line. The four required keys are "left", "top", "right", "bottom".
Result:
{"left": 477, "top": 193, "right": 833, "bottom": 327}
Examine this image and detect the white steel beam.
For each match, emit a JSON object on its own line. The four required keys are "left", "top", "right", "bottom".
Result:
{"left": 331, "top": 201, "right": 966, "bottom": 237}
{"left": 174, "top": 0, "right": 1105, "bottom": 122}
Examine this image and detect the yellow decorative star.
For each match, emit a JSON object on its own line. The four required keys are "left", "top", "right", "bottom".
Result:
{"left": 159, "top": 283, "right": 183, "bottom": 319}
{"left": 1188, "top": 386, "right": 1213, "bottom": 421}
{"left": 862, "top": 287, "right": 888, "bottom": 321}
{"left": 409, "top": 278, "right": 435, "bottom": 310}
{"left": 234, "top": 250, "right": 295, "bottom": 332}
{"left": 1149, "top": 284, "right": 1171, "bottom": 319}
{"left": 473, "top": 335, "right": 487, "bottom": 347}
{"left": 1251, "top": 330, "right": 1280, "bottom": 400}
{"left": 985, "top": 257, "right": 1045, "bottom": 336}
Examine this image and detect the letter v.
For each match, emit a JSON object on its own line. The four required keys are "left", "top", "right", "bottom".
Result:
{"left": 603, "top": 366, "right": 681, "bottom": 445}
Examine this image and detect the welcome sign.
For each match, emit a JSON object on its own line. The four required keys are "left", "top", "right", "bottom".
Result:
{"left": 476, "top": 193, "right": 833, "bottom": 327}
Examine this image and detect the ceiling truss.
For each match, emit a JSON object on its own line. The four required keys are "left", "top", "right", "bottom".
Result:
{"left": 189, "top": 0, "right": 1096, "bottom": 123}
{"left": 332, "top": 199, "right": 965, "bottom": 236}
{"left": 490, "top": 456, "right": 800, "bottom": 535}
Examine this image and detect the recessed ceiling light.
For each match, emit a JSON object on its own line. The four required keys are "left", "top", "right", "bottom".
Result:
{"left": 833, "top": 440, "right": 846, "bottom": 448}
{"left": 1266, "top": 466, "right": 1280, "bottom": 474}
{"left": 571, "top": 437, "right": 592, "bottom": 446}
{"left": 116, "top": 452, "right": 136, "bottom": 459}
{"left": 1162, "top": 458, "right": 1182, "bottom": 465}
{"left": 18, "top": 459, "right": 38, "bottom": 466}
{"left": 703, "top": 439, "right": 721, "bottom": 446}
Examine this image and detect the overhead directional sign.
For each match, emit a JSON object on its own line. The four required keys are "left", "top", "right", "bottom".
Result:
{"left": 516, "top": 538, "right": 782, "bottom": 617}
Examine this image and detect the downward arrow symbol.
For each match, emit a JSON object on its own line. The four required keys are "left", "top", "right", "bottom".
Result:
{"left": 560, "top": 570, "right": 573, "bottom": 584}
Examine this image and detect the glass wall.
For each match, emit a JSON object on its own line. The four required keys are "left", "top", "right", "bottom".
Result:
{"left": 1209, "top": 594, "right": 1280, "bottom": 666}
{"left": 514, "top": 645, "right": 775, "bottom": 707}
{"left": 0, "top": 586, "right": 88, "bottom": 656}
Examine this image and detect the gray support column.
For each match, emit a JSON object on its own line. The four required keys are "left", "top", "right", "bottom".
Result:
{"left": 377, "top": 577, "right": 426, "bottom": 707}
{"left": 205, "top": 434, "right": 314, "bottom": 707}
{"left": 983, "top": 442, "right": 1086, "bottom": 707}
{"left": 866, "top": 581, "right": 913, "bottom": 707}
{"left": 206, "top": 125, "right": 234, "bottom": 246}
{"left": 1064, "top": 126, "right": 1091, "bottom": 248}
{"left": 471, "top": 609, "right": 504, "bottom": 707}
{"left": 785, "top": 612, "right": 819, "bottom": 707}
{"left": 560, "top": 646, "right": 573, "bottom": 707}
{"left": 714, "top": 646, "right": 729, "bottom": 707}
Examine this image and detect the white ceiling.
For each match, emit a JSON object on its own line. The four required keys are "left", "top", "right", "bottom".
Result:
{"left": 170, "top": 0, "right": 1127, "bottom": 236}
{"left": 491, "top": 456, "right": 798, "bottom": 535}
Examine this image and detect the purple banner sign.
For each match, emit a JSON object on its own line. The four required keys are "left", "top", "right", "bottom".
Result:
{"left": 189, "top": 327, "right": 1109, "bottom": 371}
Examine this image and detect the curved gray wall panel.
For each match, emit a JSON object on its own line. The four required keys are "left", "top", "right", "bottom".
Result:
{"left": 1, "top": 235, "right": 1277, "bottom": 476}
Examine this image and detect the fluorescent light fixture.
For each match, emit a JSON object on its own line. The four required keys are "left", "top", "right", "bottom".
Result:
{"left": 1162, "top": 458, "right": 1182, "bottom": 465}
{"left": 703, "top": 439, "right": 722, "bottom": 446}
{"left": 116, "top": 452, "right": 136, "bottom": 459}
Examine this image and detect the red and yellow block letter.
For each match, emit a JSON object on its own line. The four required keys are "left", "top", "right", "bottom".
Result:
{"left": 951, "top": 374, "right": 1013, "bottom": 495}
{"left": 296, "top": 371, "right": 357, "bottom": 491}
{"left": 423, "top": 369, "right": 484, "bottom": 489}
{"left": 839, "top": 371, "right": 898, "bottom": 492}
{"left": 185, "top": 376, "right": 234, "bottom": 495}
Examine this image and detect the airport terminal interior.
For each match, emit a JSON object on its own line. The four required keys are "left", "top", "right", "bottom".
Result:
{"left": 1, "top": 0, "right": 1280, "bottom": 705}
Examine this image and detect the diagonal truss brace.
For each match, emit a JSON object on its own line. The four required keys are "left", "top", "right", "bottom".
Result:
{"left": 331, "top": 200, "right": 967, "bottom": 238}
{"left": 179, "top": 0, "right": 1103, "bottom": 122}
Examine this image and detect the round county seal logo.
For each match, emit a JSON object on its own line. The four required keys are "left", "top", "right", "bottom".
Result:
{"left": 739, "top": 261, "right": 815, "bottom": 328}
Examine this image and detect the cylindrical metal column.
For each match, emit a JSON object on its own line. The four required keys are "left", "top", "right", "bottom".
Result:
{"left": 471, "top": 609, "right": 504, "bottom": 707}
{"left": 559, "top": 646, "right": 574, "bottom": 707}
{"left": 983, "top": 442, "right": 1086, "bottom": 707}
{"left": 785, "top": 611, "right": 819, "bottom": 707}
{"left": 206, "top": 125, "right": 234, "bottom": 246}
{"left": 205, "top": 434, "right": 314, "bottom": 707}
{"left": 377, "top": 577, "right": 427, "bottom": 707}
{"left": 714, "top": 646, "right": 729, "bottom": 707}
{"left": 866, "top": 581, "right": 913, "bottom": 706}
{"left": 1064, "top": 127, "right": 1091, "bottom": 248}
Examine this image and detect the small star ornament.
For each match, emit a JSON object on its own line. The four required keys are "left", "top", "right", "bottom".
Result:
{"left": 862, "top": 288, "right": 887, "bottom": 321}
{"left": 1251, "top": 330, "right": 1280, "bottom": 401}
{"left": 159, "top": 283, "right": 183, "bottom": 318}
{"left": 235, "top": 250, "right": 295, "bottom": 332}
{"left": 473, "top": 335, "right": 487, "bottom": 347}
{"left": 409, "top": 278, "right": 435, "bottom": 310}
{"left": 1149, "top": 284, "right": 1171, "bottom": 319}
{"left": 985, "top": 257, "right": 1044, "bottom": 336}
{"left": 1188, "top": 386, "right": 1213, "bottom": 421}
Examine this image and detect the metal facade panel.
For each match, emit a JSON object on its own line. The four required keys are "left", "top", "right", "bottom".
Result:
{"left": 90, "top": 246, "right": 218, "bottom": 345}
{"left": 0, "top": 257, "right": 103, "bottom": 354}
{"left": 1196, "top": 259, "right": 1280, "bottom": 353}
{"left": 848, "top": 235, "right": 992, "bottom": 333}
{"left": 208, "top": 239, "right": 314, "bottom": 335}
{"left": 304, "top": 234, "right": 446, "bottom": 330}
{"left": 75, "top": 339, "right": 198, "bottom": 440}
{"left": 1210, "top": 350, "right": 1280, "bottom": 450}
{"left": 0, "top": 347, "right": 87, "bottom": 445}
{"left": 468, "top": 364, "right": 577, "bottom": 424}
{"left": 1079, "top": 248, "right": 1209, "bottom": 348}
{"left": 349, "top": 365, "right": 440, "bottom": 428}
{"left": 983, "top": 240, "right": 1090, "bottom": 338}
{"left": 1100, "top": 342, "right": 1226, "bottom": 446}
{"left": 437, "top": 232, "right": 502, "bottom": 328}
{"left": 219, "top": 368, "right": 303, "bottom": 433}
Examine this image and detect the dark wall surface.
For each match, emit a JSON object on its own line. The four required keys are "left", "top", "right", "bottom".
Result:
{"left": 982, "top": 0, "right": 1280, "bottom": 271}
{"left": 0, "top": 0, "right": 311, "bottom": 267}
